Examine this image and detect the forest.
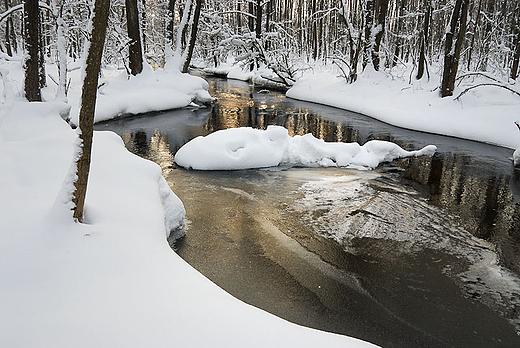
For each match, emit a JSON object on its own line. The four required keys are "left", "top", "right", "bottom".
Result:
{"left": 2, "top": 0, "right": 520, "bottom": 100}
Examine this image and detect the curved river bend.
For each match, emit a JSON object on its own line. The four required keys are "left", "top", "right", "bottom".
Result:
{"left": 96, "top": 77, "right": 520, "bottom": 348}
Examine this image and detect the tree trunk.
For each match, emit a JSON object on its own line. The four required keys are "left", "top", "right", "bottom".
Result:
{"left": 512, "top": 12, "right": 520, "bottom": 79}
{"left": 248, "top": 0, "right": 255, "bottom": 33}
{"left": 166, "top": 0, "right": 177, "bottom": 46}
{"left": 125, "top": 0, "right": 143, "bottom": 75}
{"left": 363, "top": 0, "right": 374, "bottom": 70}
{"left": 466, "top": 0, "right": 481, "bottom": 71}
{"left": 255, "top": 0, "right": 262, "bottom": 39}
{"left": 24, "top": 0, "right": 41, "bottom": 101}
{"left": 264, "top": 0, "right": 271, "bottom": 49}
{"left": 4, "top": 0, "right": 14, "bottom": 56}
{"left": 72, "top": 0, "right": 111, "bottom": 222}
{"left": 372, "top": 0, "right": 389, "bottom": 71}
{"left": 441, "top": 0, "right": 469, "bottom": 97}
{"left": 181, "top": 0, "right": 202, "bottom": 73}
{"left": 417, "top": 0, "right": 432, "bottom": 79}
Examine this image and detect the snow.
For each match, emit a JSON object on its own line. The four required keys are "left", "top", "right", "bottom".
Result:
{"left": 514, "top": 147, "right": 520, "bottom": 167}
{"left": 287, "top": 65, "right": 520, "bottom": 151}
{"left": 0, "top": 57, "right": 376, "bottom": 347}
{"left": 0, "top": 59, "right": 214, "bottom": 125}
{"left": 175, "top": 125, "right": 436, "bottom": 170}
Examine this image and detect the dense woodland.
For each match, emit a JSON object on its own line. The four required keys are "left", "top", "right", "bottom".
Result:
{"left": 2, "top": 0, "right": 520, "bottom": 98}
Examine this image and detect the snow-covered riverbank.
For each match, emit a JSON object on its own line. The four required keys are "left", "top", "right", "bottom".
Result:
{"left": 287, "top": 66, "right": 520, "bottom": 151}
{"left": 0, "top": 58, "right": 376, "bottom": 347}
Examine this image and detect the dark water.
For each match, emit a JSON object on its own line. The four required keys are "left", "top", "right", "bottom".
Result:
{"left": 96, "top": 77, "right": 520, "bottom": 348}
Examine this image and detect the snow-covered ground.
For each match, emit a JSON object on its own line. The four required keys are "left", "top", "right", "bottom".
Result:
{"left": 287, "top": 65, "right": 520, "bottom": 151}
{"left": 0, "top": 57, "right": 377, "bottom": 347}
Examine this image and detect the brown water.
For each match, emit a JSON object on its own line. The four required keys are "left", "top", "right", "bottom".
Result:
{"left": 96, "top": 77, "right": 520, "bottom": 348}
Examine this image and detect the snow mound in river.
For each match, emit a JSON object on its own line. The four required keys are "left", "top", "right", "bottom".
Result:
{"left": 174, "top": 125, "right": 437, "bottom": 170}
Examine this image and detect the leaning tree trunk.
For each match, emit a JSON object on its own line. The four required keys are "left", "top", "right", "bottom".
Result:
{"left": 417, "top": 0, "right": 432, "bottom": 79}
{"left": 24, "top": 0, "right": 41, "bottom": 101}
{"left": 72, "top": 0, "right": 111, "bottom": 222}
{"left": 181, "top": 0, "right": 202, "bottom": 73}
{"left": 441, "top": 0, "right": 469, "bottom": 97}
{"left": 126, "top": 0, "right": 143, "bottom": 75}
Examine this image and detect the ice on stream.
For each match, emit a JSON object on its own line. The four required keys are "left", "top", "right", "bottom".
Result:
{"left": 291, "top": 173, "right": 520, "bottom": 332}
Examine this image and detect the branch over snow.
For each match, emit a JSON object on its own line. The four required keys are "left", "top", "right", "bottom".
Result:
{"left": 454, "top": 83, "right": 520, "bottom": 101}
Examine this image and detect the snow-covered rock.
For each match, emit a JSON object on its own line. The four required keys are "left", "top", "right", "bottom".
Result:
{"left": 174, "top": 125, "right": 437, "bottom": 170}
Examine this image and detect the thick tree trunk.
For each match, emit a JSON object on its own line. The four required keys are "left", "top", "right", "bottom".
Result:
{"left": 417, "top": 0, "right": 432, "bottom": 79}
{"left": 182, "top": 0, "right": 202, "bottom": 73}
{"left": 24, "top": 0, "right": 41, "bottom": 101}
{"left": 72, "top": 0, "right": 111, "bottom": 222}
{"left": 441, "top": 0, "right": 469, "bottom": 97}
{"left": 125, "top": 0, "right": 143, "bottom": 75}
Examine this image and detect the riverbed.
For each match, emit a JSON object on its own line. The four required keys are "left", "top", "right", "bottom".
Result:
{"left": 96, "top": 77, "right": 520, "bottom": 348}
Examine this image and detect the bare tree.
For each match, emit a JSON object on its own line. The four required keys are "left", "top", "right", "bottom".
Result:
{"left": 126, "top": 0, "right": 143, "bottom": 75}
{"left": 72, "top": 0, "right": 112, "bottom": 222}
{"left": 441, "top": 0, "right": 469, "bottom": 97}
{"left": 182, "top": 0, "right": 202, "bottom": 73}
{"left": 24, "top": 0, "right": 41, "bottom": 101}
{"left": 417, "top": 0, "right": 432, "bottom": 79}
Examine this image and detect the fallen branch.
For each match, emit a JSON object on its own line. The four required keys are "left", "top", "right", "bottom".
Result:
{"left": 454, "top": 83, "right": 520, "bottom": 101}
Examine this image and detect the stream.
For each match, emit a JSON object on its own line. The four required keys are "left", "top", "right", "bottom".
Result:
{"left": 96, "top": 77, "right": 520, "bottom": 348}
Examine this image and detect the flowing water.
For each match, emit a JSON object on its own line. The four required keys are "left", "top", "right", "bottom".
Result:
{"left": 96, "top": 77, "right": 520, "bottom": 348}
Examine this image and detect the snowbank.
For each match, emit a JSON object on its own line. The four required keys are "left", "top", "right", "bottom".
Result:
{"left": 0, "top": 59, "right": 213, "bottom": 125}
{"left": 0, "top": 92, "right": 376, "bottom": 347}
{"left": 175, "top": 125, "right": 436, "bottom": 170}
{"left": 287, "top": 66, "right": 520, "bottom": 150}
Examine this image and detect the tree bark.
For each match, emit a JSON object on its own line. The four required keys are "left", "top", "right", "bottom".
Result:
{"left": 441, "top": 0, "right": 469, "bottom": 97}
{"left": 511, "top": 6, "right": 520, "bottom": 79}
{"left": 125, "top": 0, "right": 143, "bottom": 75}
{"left": 363, "top": 0, "right": 374, "bottom": 70}
{"left": 255, "top": 0, "right": 262, "bottom": 39}
{"left": 181, "top": 0, "right": 202, "bottom": 73}
{"left": 24, "top": 0, "right": 41, "bottom": 101}
{"left": 166, "top": 0, "right": 177, "bottom": 46}
{"left": 372, "top": 0, "right": 389, "bottom": 71}
{"left": 417, "top": 0, "right": 432, "bottom": 79}
{"left": 72, "top": 0, "right": 111, "bottom": 222}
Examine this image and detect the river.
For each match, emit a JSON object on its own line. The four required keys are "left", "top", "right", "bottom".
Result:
{"left": 96, "top": 77, "right": 520, "bottom": 348}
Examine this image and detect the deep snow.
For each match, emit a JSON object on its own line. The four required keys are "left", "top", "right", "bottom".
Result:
{"left": 175, "top": 125, "right": 436, "bottom": 170}
{"left": 0, "top": 57, "right": 376, "bottom": 347}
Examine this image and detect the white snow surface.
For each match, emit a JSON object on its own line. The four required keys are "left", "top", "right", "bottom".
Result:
{"left": 0, "top": 62, "right": 376, "bottom": 346}
{"left": 0, "top": 59, "right": 214, "bottom": 124}
{"left": 175, "top": 125, "right": 436, "bottom": 170}
{"left": 287, "top": 66, "right": 520, "bottom": 150}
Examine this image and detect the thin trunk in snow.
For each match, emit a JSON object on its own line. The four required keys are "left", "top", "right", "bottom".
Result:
{"left": 181, "top": 0, "right": 202, "bottom": 73}
{"left": 24, "top": 0, "right": 41, "bottom": 101}
{"left": 72, "top": 0, "right": 111, "bottom": 222}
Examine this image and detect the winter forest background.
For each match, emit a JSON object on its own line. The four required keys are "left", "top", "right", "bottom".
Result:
{"left": 2, "top": 0, "right": 520, "bottom": 99}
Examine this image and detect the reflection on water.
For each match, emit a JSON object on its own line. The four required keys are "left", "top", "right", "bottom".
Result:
{"left": 96, "top": 77, "right": 520, "bottom": 347}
